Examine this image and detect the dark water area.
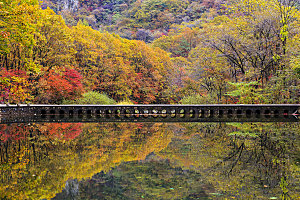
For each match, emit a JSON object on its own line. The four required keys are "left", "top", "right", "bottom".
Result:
{"left": 0, "top": 122, "right": 299, "bottom": 200}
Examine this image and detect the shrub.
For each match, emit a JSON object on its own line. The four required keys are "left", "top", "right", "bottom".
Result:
{"left": 64, "top": 91, "right": 116, "bottom": 104}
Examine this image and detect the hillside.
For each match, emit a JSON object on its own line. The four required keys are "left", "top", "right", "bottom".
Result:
{"left": 0, "top": 0, "right": 299, "bottom": 104}
{"left": 42, "top": 0, "right": 227, "bottom": 42}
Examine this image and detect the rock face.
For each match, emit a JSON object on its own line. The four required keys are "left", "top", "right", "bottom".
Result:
{"left": 58, "top": 0, "right": 79, "bottom": 11}
{"left": 43, "top": 0, "right": 79, "bottom": 11}
{"left": 63, "top": 0, "right": 79, "bottom": 11}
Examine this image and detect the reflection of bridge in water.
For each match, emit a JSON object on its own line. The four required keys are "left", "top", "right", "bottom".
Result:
{"left": 0, "top": 104, "right": 299, "bottom": 123}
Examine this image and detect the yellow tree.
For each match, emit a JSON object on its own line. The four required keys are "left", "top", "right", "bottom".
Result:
{"left": 0, "top": 0, "right": 40, "bottom": 72}
{"left": 71, "top": 23, "right": 175, "bottom": 103}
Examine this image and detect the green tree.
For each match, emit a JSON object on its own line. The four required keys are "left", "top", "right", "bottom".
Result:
{"left": 226, "top": 81, "right": 264, "bottom": 104}
{"left": 64, "top": 91, "right": 116, "bottom": 104}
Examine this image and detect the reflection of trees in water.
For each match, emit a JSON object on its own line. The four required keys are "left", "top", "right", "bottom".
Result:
{"left": 0, "top": 123, "right": 82, "bottom": 164}
{"left": 0, "top": 122, "right": 298, "bottom": 199}
{"left": 220, "top": 123, "right": 299, "bottom": 199}
{"left": 55, "top": 123, "right": 299, "bottom": 200}
{"left": 0, "top": 123, "right": 172, "bottom": 199}
{"left": 158, "top": 123, "right": 300, "bottom": 199}
{"left": 223, "top": 125, "right": 299, "bottom": 199}
{"left": 0, "top": 125, "right": 51, "bottom": 172}
{"left": 0, "top": 123, "right": 83, "bottom": 199}
{"left": 55, "top": 158, "right": 214, "bottom": 200}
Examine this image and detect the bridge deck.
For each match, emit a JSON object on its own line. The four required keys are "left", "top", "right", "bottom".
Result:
{"left": 0, "top": 104, "right": 299, "bottom": 123}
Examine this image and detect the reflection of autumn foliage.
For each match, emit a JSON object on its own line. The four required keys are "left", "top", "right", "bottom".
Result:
{"left": 0, "top": 123, "right": 172, "bottom": 200}
{"left": 40, "top": 123, "right": 83, "bottom": 141}
{"left": 0, "top": 124, "right": 31, "bottom": 142}
{"left": 0, "top": 123, "right": 83, "bottom": 199}
{"left": 158, "top": 123, "right": 300, "bottom": 200}
{"left": 72, "top": 159, "right": 214, "bottom": 200}
{"left": 0, "top": 69, "right": 33, "bottom": 103}
{"left": 0, "top": 123, "right": 82, "bottom": 143}
{"left": 74, "top": 123, "right": 173, "bottom": 176}
{"left": 1, "top": 122, "right": 299, "bottom": 199}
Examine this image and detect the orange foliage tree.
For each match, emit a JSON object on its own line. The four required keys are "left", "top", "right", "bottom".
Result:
{"left": 34, "top": 67, "right": 84, "bottom": 104}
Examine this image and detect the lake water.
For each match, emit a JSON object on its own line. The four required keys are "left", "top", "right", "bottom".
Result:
{"left": 0, "top": 122, "right": 299, "bottom": 199}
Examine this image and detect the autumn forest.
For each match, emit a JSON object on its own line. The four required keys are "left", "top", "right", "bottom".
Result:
{"left": 0, "top": 0, "right": 299, "bottom": 105}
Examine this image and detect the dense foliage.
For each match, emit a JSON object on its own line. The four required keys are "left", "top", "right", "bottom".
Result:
{"left": 0, "top": 0, "right": 175, "bottom": 104}
{"left": 0, "top": 0, "right": 299, "bottom": 104}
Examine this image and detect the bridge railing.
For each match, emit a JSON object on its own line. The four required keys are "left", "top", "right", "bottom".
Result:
{"left": 0, "top": 104, "right": 299, "bottom": 123}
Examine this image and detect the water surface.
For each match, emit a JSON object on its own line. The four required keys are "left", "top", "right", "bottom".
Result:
{"left": 0, "top": 122, "right": 299, "bottom": 199}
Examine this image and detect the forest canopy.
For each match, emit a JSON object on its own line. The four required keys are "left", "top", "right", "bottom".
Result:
{"left": 0, "top": 0, "right": 299, "bottom": 104}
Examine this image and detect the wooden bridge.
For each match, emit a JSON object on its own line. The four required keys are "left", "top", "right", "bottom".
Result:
{"left": 0, "top": 104, "right": 299, "bottom": 123}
